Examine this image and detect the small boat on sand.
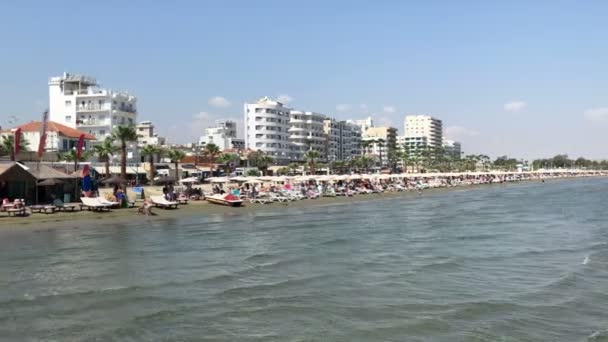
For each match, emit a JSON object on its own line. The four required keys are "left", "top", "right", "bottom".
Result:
{"left": 205, "top": 193, "right": 243, "bottom": 207}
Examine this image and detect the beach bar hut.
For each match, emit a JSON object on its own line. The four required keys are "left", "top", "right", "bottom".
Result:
{"left": 0, "top": 163, "right": 34, "bottom": 202}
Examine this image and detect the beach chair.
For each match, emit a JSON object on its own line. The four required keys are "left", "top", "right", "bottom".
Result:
{"left": 29, "top": 205, "right": 56, "bottom": 214}
{"left": 177, "top": 195, "right": 189, "bottom": 205}
{"left": 249, "top": 195, "right": 272, "bottom": 204}
{"left": 150, "top": 196, "right": 179, "bottom": 209}
{"left": 98, "top": 198, "right": 120, "bottom": 208}
{"left": 80, "top": 197, "right": 111, "bottom": 211}
{"left": 7, "top": 207, "right": 27, "bottom": 216}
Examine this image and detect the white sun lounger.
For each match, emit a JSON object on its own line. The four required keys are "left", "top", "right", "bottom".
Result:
{"left": 80, "top": 197, "right": 111, "bottom": 211}
{"left": 150, "top": 196, "right": 179, "bottom": 209}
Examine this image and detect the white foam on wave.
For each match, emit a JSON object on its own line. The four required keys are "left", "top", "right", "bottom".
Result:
{"left": 582, "top": 256, "right": 590, "bottom": 265}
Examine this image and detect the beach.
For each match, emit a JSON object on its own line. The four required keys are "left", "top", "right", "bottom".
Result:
{"left": 1, "top": 173, "right": 603, "bottom": 230}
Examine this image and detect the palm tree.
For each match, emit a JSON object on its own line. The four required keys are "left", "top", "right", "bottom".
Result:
{"left": 361, "top": 140, "right": 372, "bottom": 155}
{"left": 166, "top": 149, "right": 186, "bottom": 181}
{"left": 92, "top": 137, "right": 119, "bottom": 177}
{"left": 140, "top": 144, "right": 162, "bottom": 181}
{"left": 288, "top": 162, "right": 300, "bottom": 175}
{"left": 399, "top": 144, "right": 411, "bottom": 173}
{"left": 216, "top": 153, "right": 238, "bottom": 174}
{"left": 304, "top": 150, "right": 321, "bottom": 175}
{"left": 375, "top": 139, "right": 386, "bottom": 168}
{"left": 248, "top": 151, "right": 273, "bottom": 175}
{"left": 1, "top": 133, "right": 30, "bottom": 161}
{"left": 59, "top": 149, "right": 90, "bottom": 172}
{"left": 203, "top": 143, "right": 221, "bottom": 162}
{"left": 111, "top": 126, "right": 138, "bottom": 180}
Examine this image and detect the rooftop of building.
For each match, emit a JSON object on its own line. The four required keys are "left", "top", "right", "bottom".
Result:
{"left": 2, "top": 121, "right": 96, "bottom": 140}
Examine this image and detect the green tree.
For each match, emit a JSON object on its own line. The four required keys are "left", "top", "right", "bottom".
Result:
{"left": 1, "top": 133, "right": 30, "bottom": 161}
{"left": 202, "top": 143, "right": 221, "bottom": 162}
{"left": 111, "top": 125, "right": 138, "bottom": 180}
{"left": 248, "top": 151, "right": 273, "bottom": 175}
{"left": 59, "top": 149, "right": 90, "bottom": 171}
{"left": 304, "top": 150, "right": 321, "bottom": 175}
{"left": 92, "top": 136, "right": 119, "bottom": 177}
{"left": 140, "top": 144, "right": 162, "bottom": 181}
{"left": 216, "top": 153, "right": 239, "bottom": 174}
{"left": 166, "top": 149, "right": 186, "bottom": 181}
{"left": 246, "top": 169, "right": 260, "bottom": 177}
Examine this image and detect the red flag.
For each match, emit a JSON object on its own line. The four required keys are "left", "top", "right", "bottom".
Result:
{"left": 37, "top": 133, "right": 46, "bottom": 157}
{"left": 14, "top": 128, "right": 21, "bottom": 155}
{"left": 76, "top": 134, "right": 85, "bottom": 159}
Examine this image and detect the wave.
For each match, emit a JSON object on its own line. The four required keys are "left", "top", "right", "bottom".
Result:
{"left": 217, "top": 275, "right": 328, "bottom": 299}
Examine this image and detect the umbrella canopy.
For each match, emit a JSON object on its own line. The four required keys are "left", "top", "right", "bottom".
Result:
{"left": 179, "top": 176, "right": 200, "bottom": 184}
{"left": 208, "top": 177, "right": 230, "bottom": 183}
{"left": 37, "top": 178, "right": 64, "bottom": 186}
{"left": 229, "top": 176, "right": 250, "bottom": 182}
{"left": 102, "top": 175, "right": 128, "bottom": 185}
{"left": 154, "top": 177, "right": 176, "bottom": 185}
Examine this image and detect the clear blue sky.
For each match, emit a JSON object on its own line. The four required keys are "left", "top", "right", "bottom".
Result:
{"left": 1, "top": 0, "right": 607, "bottom": 159}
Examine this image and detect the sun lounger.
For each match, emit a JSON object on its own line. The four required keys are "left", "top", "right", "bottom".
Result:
{"left": 177, "top": 196, "right": 189, "bottom": 204}
{"left": 150, "top": 196, "right": 179, "bottom": 209}
{"left": 249, "top": 196, "right": 272, "bottom": 204}
{"left": 7, "top": 207, "right": 27, "bottom": 216}
{"left": 30, "top": 205, "right": 56, "bottom": 214}
{"left": 80, "top": 197, "right": 111, "bottom": 211}
{"left": 99, "top": 198, "right": 120, "bottom": 207}
{"left": 58, "top": 203, "right": 81, "bottom": 212}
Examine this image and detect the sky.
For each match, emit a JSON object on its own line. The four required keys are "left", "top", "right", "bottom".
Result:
{"left": 1, "top": 0, "right": 608, "bottom": 160}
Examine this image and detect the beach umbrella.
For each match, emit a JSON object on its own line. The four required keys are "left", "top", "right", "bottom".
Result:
{"left": 37, "top": 178, "right": 64, "bottom": 186}
{"left": 154, "top": 177, "right": 176, "bottom": 185}
{"left": 179, "top": 176, "right": 200, "bottom": 184}
{"left": 209, "top": 177, "right": 229, "bottom": 183}
{"left": 102, "top": 175, "right": 128, "bottom": 185}
{"left": 229, "top": 176, "right": 250, "bottom": 182}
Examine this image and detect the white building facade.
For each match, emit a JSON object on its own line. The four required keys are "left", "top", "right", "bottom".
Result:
{"left": 324, "top": 119, "right": 361, "bottom": 161}
{"left": 244, "top": 97, "right": 294, "bottom": 164}
{"left": 403, "top": 115, "right": 443, "bottom": 149}
{"left": 442, "top": 138, "right": 462, "bottom": 159}
{"left": 48, "top": 73, "right": 137, "bottom": 139}
{"left": 289, "top": 111, "right": 327, "bottom": 160}
{"left": 198, "top": 120, "right": 244, "bottom": 151}
{"left": 137, "top": 121, "right": 166, "bottom": 147}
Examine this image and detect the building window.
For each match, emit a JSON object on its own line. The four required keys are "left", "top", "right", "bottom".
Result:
{"left": 65, "top": 115, "right": 72, "bottom": 121}
{"left": 65, "top": 100, "right": 72, "bottom": 107}
{"left": 99, "top": 130, "right": 106, "bottom": 135}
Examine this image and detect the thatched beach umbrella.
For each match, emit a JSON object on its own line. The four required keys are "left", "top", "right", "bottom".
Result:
{"left": 37, "top": 178, "right": 65, "bottom": 186}
{"left": 102, "top": 175, "right": 128, "bottom": 185}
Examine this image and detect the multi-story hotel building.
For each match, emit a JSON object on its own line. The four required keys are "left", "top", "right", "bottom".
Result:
{"left": 324, "top": 119, "right": 361, "bottom": 161}
{"left": 48, "top": 73, "right": 137, "bottom": 139}
{"left": 289, "top": 110, "right": 327, "bottom": 160}
{"left": 244, "top": 97, "right": 294, "bottom": 163}
{"left": 403, "top": 115, "right": 443, "bottom": 149}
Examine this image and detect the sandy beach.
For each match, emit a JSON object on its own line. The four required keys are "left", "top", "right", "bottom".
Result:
{"left": 0, "top": 176, "right": 592, "bottom": 231}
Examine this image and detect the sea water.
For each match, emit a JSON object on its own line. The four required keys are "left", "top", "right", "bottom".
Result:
{"left": 1, "top": 178, "right": 608, "bottom": 341}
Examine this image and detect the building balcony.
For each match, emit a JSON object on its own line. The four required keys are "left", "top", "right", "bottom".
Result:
{"left": 76, "top": 105, "right": 111, "bottom": 112}
{"left": 77, "top": 120, "right": 110, "bottom": 127}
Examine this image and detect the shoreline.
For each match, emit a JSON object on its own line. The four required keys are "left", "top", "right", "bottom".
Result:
{"left": 0, "top": 175, "right": 603, "bottom": 232}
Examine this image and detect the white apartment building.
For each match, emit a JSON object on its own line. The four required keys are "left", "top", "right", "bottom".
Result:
{"left": 442, "top": 138, "right": 462, "bottom": 159}
{"left": 137, "top": 121, "right": 166, "bottom": 147}
{"left": 48, "top": 72, "right": 137, "bottom": 139}
{"left": 324, "top": 119, "right": 361, "bottom": 161}
{"left": 244, "top": 97, "right": 294, "bottom": 163}
{"left": 289, "top": 111, "right": 327, "bottom": 160}
{"left": 362, "top": 126, "right": 398, "bottom": 167}
{"left": 198, "top": 120, "right": 244, "bottom": 151}
{"left": 347, "top": 116, "right": 374, "bottom": 132}
{"left": 403, "top": 115, "right": 443, "bottom": 149}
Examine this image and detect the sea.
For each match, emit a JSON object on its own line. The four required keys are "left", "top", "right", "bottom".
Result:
{"left": 1, "top": 178, "right": 608, "bottom": 341}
